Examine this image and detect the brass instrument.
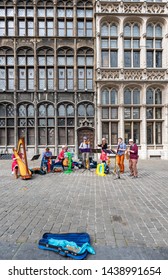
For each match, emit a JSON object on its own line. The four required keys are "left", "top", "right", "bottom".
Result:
{"left": 13, "top": 138, "right": 32, "bottom": 179}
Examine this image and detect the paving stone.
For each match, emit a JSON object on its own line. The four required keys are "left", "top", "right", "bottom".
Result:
{"left": 0, "top": 159, "right": 168, "bottom": 259}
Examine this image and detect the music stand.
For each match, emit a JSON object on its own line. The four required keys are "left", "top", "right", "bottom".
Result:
{"left": 50, "top": 156, "right": 57, "bottom": 160}
{"left": 30, "top": 154, "right": 41, "bottom": 171}
{"left": 92, "top": 149, "right": 101, "bottom": 153}
{"left": 31, "top": 154, "right": 41, "bottom": 161}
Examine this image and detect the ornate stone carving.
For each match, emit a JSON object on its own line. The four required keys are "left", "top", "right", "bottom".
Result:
{"left": 79, "top": 118, "right": 93, "bottom": 127}
{"left": 147, "top": 70, "right": 165, "bottom": 80}
{"left": 124, "top": 4, "right": 143, "bottom": 14}
{"left": 99, "top": 2, "right": 166, "bottom": 15}
{"left": 124, "top": 70, "right": 143, "bottom": 80}
{"left": 146, "top": 4, "right": 165, "bottom": 14}
{"left": 101, "top": 70, "right": 119, "bottom": 80}
{"left": 101, "top": 3, "right": 119, "bottom": 13}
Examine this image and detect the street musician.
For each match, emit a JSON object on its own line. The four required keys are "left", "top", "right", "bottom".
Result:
{"left": 41, "top": 147, "right": 53, "bottom": 172}
{"left": 79, "top": 136, "right": 90, "bottom": 168}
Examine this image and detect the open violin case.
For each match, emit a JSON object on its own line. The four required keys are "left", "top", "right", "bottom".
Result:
{"left": 38, "top": 232, "right": 95, "bottom": 260}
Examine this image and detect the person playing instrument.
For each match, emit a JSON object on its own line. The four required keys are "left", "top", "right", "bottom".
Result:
{"left": 79, "top": 136, "right": 90, "bottom": 168}
{"left": 11, "top": 151, "right": 23, "bottom": 179}
{"left": 41, "top": 147, "right": 53, "bottom": 171}
{"left": 128, "top": 138, "right": 139, "bottom": 179}
{"left": 98, "top": 138, "right": 108, "bottom": 151}
{"left": 116, "top": 137, "right": 126, "bottom": 174}
{"left": 58, "top": 145, "right": 68, "bottom": 169}
{"left": 98, "top": 138, "right": 108, "bottom": 163}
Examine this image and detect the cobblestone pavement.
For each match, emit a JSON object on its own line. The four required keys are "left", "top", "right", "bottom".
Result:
{"left": 0, "top": 159, "right": 168, "bottom": 260}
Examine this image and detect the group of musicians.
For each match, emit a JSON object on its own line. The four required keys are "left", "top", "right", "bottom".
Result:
{"left": 79, "top": 136, "right": 139, "bottom": 178}
{"left": 12, "top": 136, "right": 138, "bottom": 178}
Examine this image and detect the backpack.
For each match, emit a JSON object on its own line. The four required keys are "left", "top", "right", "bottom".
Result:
{"left": 104, "top": 164, "right": 109, "bottom": 174}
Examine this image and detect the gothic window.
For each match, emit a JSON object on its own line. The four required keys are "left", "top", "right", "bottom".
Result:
{"left": 124, "top": 23, "right": 140, "bottom": 68}
{"left": 57, "top": 103, "right": 74, "bottom": 145}
{"left": 146, "top": 88, "right": 162, "bottom": 144}
{"left": 101, "top": 88, "right": 118, "bottom": 105}
{"left": 101, "top": 88, "right": 118, "bottom": 145}
{"left": 0, "top": 103, "right": 14, "bottom": 146}
{"left": 37, "top": 48, "right": 54, "bottom": 90}
{"left": 101, "top": 88, "right": 118, "bottom": 120}
{"left": 17, "top": 103, "right": 35, "bottom": 145}
{"left": 0, "top": 48, "right": 14, "bottom": 90}
{"left": 57, "top": 0, "right": 73, "bottom": 37}
{"left": 38, "top": 102, "right": 55, "bottom": 145}
{"left": 77, "top": 1, "right": 93, "bottom": 37}
{"left": 146, "top": 23, "right": 162, "bottom": 68}
{"left": 77, "top": 48, "right": 93, "bottom": 90}
{"left": 37, "top": 0, "right": 54, "bottom": 36}
{"left": 57, "top": 48, "right": 74, "bottom": 90}
{"left": 17, "top": 48, "right": 34, "bottom": 90}
{"left": 124, "top": 88, "right": 141, "bottom": 144}
{"left": 101, "top": 23, "right": 118, "bottom": 67}
{"left": 77, "top": 102, "right": 94, "bottom": 128}
{"left": 17, "top": 0, "right": 34, "bottom": 36}
{"left": 0, "top": 2, "right": 14, "bottom": 36}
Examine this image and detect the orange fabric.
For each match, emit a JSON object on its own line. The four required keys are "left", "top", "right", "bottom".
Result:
{"left": 116, "top": 154, "right": 125, "bottom": 173}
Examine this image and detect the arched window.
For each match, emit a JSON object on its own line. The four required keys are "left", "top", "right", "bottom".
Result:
{"left": 37, "top": 0, "right": 54, "bottom": 36}
{"left": 0, "top": 103, "right": 14, "bottom": 146}
{"left": 38, "top": 102, "right": 55, "bottom": 145}
{"left": 77, "top": 102, "right": 94, "bottom": 128}
{"left": 101, "top": 23, "right": 118, "bottom": 67}
{"left": 37, "top": 48, "right": 54, "bottom": 90}
{"left": 101, "top": 88, "right": 118, "bottom": 105}
{"left": 124, "top": 88, "right": 141, "bottom": 144}
{"left": 57, "top": 48, "right": 74, "bottom": 90}
{"left": 57, "top": 0, "right": 73, "bottom": 36}
{"left": 77, "top": 48, "right": 93, "bottom": 90}
{"left": 17, "top": 0, "right": 34, "bottom": 37}
{"left": 124, "top": 23, "right": 140, "bottom": 67}
{"left": 17, "top": 48, "right": 34, "bottom": 90}
{"left": 57, "top": 103, "right": 74, "bottom": 145}
{"left": 146, "top": 23, "right": 162, "bottom": 68}
{"left": 77, "top": 1, "right": 93, "bottom": 37}
{"left": 17, "top": 103, "right": 35, "bottom": 145}
{"left": 0, "top": 48, "right": 14, "bottom": 90}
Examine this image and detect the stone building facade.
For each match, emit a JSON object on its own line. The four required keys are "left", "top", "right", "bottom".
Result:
{"left": 0, "top": 0, "right": 168, "bottom": 159}
{"left": 96, "top": 0, "right": 168, "bottom": 159}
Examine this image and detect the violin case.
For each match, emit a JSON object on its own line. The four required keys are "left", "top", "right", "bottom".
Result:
{"left": 38, "top": 232, "right": 92, "bottom": 260}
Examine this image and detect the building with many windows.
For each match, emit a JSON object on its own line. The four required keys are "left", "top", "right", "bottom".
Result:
{"left": 0, "top": 0, "right": 168, "bottom": 159}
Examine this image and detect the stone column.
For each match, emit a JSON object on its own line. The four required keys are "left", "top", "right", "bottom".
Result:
{"left": 141, "top": 83, "right": 147, "bottom": 159}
